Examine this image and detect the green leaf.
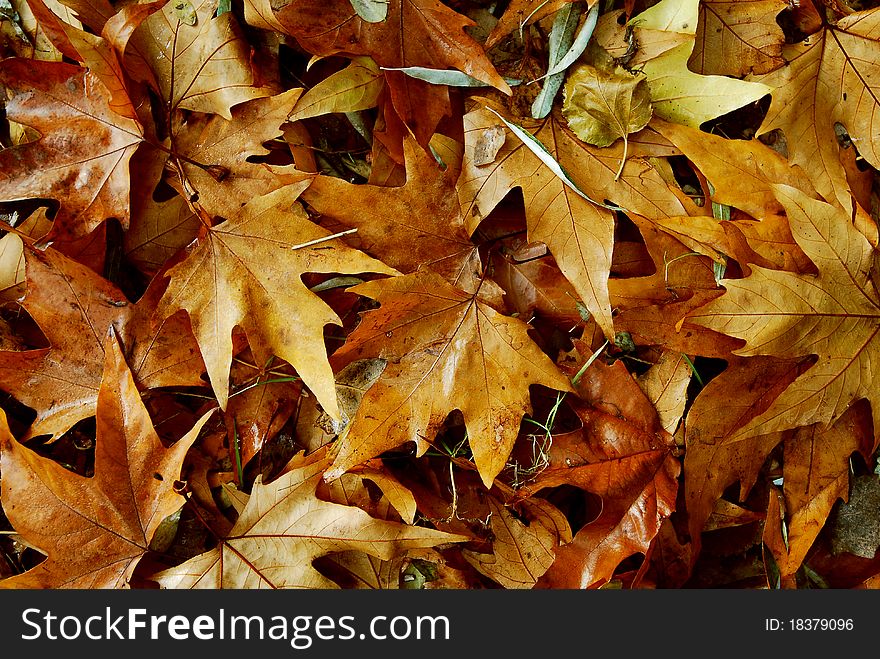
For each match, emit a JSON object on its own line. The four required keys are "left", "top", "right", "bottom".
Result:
{"left": 532, "top": 2, "right": 581, "bottom": 119}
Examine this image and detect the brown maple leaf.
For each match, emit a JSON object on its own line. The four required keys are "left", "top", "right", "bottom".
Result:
{"left": 459, "top": 105, "right": 698, "bottom": 339}
{"left": 0, "top": 333, "right": 214, "bottom": 588}
{"left": 688, "top": 0, "right": 786, "bottom": 77}
{"left": 0, "top": 246, "right": 205, "bottom": 440}
{"left": 325, "top": 270, "right": 573, "bottom": 488}
{"left": 0, "top": 58, "right": 143, "bottom": 242}
{"left": 518, "top": 342, "right": 680, "bottom": 588}
{"left": 158, "top": 183, "right": 398, "bottom": 419}
{"left": 691, "top": 185, "right": 880, "bottom": 444}
{"left": 151, "top": 449, "right": 465, "bottom": 588}
{"left": 302, "top": 136, "right": 478, "bottom": 287}
{"left": 128, "top": 0, "right": 271, "bottom": 119}
{"left": 753, "top": 6, "right": 880, "bottom": 212}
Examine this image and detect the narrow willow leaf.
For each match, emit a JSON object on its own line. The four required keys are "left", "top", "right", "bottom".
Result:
{"left": 383, "top": 67, "right": 521, "bottom": 88}
{"left": 531, "top": 2, "right": 599, "bottom": 84}
{"left": 486, "top": 108, "right": 624, "bottom": 213}
{"left": 349, "top": 0, "right": 388, "bottom": 23}
{"left": 532, "top": 2, "right": 581, "bottom": 119}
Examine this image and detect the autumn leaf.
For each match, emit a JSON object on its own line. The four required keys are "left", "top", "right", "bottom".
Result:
{"left": 459, "top": 105, "right": 695, "bottom": 339}
{"left": 752, "top": 6, "right": 880, "bottom": 212}
{"left": 302, "top": 136, "right": 478, "bottom": 286}
{"left": 0, "top": 58, "right": 143, "bottom": 242}
{"left": 562, "top": 62, "right": 653, "bottom": 179}
{"left": 158, "top": 183, "right": 398, "bottom": 418}
{"left": 288, "top": 57, "right": 384, "bottom": 122}
{"left": 0, "top": 246, "right": 205, "bottom": 440}
{"left": 688, "top": 0, "right": 786, "bottom": 77}
{"left": 463, "top": 496, "right": 572, "bottom": 589}
{"left": 691, "top": 184, "right": 880, "bottom": 443}
{"left": 151, "top": 450, "right": 465, "bottom": 588}
{"left": 628, "top": 0, "right": 771, "bottom": 127}
{"left": 129, "top": 0, "right": 271, "bottom": 119}
{"left": 165, "top": 88, "right": 305, "bottom": 220}
{"left": 272, "top": 0, "right": 509, "bottom": 145}
{"left": 683, "top": 355, "right": 802, "bottom": 553}
{"left": 0, "top": 332, "right": 214, "bottom": 588}
{"left": 763, "top": 403, "right": 873, "bottom": 587}
{"left": 325, "top": 270, "right": 574, "bottom": 487}
{"left": 520, "top": 342, "right": 680, "bottom": 588}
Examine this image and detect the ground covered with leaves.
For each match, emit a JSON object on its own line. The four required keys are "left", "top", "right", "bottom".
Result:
{"left": 1, "top": 0, "right": 880, "bottom": 589}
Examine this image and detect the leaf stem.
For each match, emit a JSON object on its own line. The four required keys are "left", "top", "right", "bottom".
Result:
{"left": 290, "top": 228, "right": 358, "bottom": 250}
{"left": 615, "top": 136, "right": 628, "bottom": 181}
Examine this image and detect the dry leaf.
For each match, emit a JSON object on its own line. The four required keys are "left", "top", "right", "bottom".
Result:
{"left": 0, "top": 333, "right": 213, "bottom": 588}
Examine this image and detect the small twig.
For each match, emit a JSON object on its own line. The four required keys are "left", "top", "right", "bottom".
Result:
{"left": 290, "top": 228, "right": 357, "bottom": 250}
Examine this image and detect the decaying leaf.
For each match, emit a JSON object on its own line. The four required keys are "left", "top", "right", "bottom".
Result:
{"left": 0, "top": 59, "right": 143, "bottom": 242}
{"left": 325, "top": 270, "right": 573, "bottom": 487}
{"left": 0, "top": 246, "right": 205, "bottom": 440}
{"left": 152, "top": 450, "right": 465, "bottom": 588}
{"left": 691, "top": 185, "right": 880, "bottom": 443}
{"left": 159, "top": 183, "right": 397, "bottom": 418}
{"left": 0, "top": 333, "right": 213, "bottom": 588}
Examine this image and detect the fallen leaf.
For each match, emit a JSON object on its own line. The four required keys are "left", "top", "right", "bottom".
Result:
{"left": 325, "top": 270, "right": 574, "bottom": 487}
{"left": 691, "top": 184, "right": 880, "bottom": 444}
{"left": 763, "top": 403, "right": 873, "bottom": 586}
{"left": 752, "top": 7, "right": 880, "bottom": 212}
{"left": 636, "top": 350, "right": 691, "bottom": 434}
{"left": 0, "top": 246, "right": 205, "bottom": 440}
{"left": 289, "top": 57, "right": 383, "bottom": 122}
{"left": 0, "top": 332, "right": 213, "bottom": 588}
{"left": 688, "top": 0, "right": 786, "bottom": 77}
{"left": 463, "top": 495, "right": 572, "bottom": 588}
{"left": 459, "top": 106, "right": 695, "bottom": 338}
{"left": 151, "top": 450, "right": 465, "bottom": 588}
{"left": 129, "top": 0, "right": 271, "bottom": 119}
{"left": 562, "top": 62, "right": 652, "bottom": 178}
{"left": 0, "top": 58, "right": 143, "bottom": 242}
{"left": 159, "top": 183, "right": 398, "bottom": 418}
{"left": 523, "top": 342, "right": 680, "bottom": 588}
{"left": 302, "top": 136, "right": 478, "bottom": 286}
{"left": 629, "top": 0, "right": 771, "bottom": 127}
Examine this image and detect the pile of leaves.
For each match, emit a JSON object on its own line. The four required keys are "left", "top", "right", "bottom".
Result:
{"left": 1, "top": 0, "right": 879, "bottom": 589}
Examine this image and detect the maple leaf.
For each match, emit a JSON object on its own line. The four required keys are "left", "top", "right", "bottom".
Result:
{"left": 128, "top": 0, "right": 271, "bottom": 119}
{"left": 151, "top": 450, "right": 465, "bottom": 588}
{"left": 459, "top": 105, "right": 696, "bottom": 339}
{"left": 324, "top": 270, "right": 573, "bottom": 488}
{"left": 0, "top": 332, "right": 214, "bottom": 588}
{"left": 166, "top": 88, "right": 305, "bottom": 220}
{"left": 158, "top": 184, "right": 398, "bottom": 419}
{"left": 518, "top": 342, "right": 679, "bottom": 588}
{"left": 763, "top": 403, "right": 873, "bottom": 587}
{"left": 463, "top": 496, "right": 572, "bottom": 589}
{"left": 652, "top": 118, "right": 816, "bottom": 221}
{"left": 752, "top": 6, "right": 880, "bottom": 212}
{"left": 688, "top": 0, "right": 786, "bottom": 77}
{"left": 0, "top": 58, "right": 143, "bottom": 242}
{"left": 691, "top": 184, "right": 880, "bottom": 443}
{"left": 0, "top": 246, "right": 205, "bottom": 440}
{"left": 683, "top": 355, "right": 802, "bottom": 553}
{"left": 302, "top": 136, "right": 478, "bottom": 286}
